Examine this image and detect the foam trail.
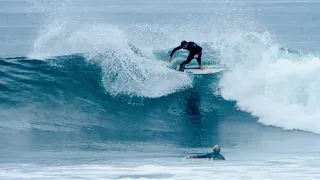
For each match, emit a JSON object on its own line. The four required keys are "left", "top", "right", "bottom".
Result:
{"left": 216, "top": 32, "right": 320, "bottom": 134}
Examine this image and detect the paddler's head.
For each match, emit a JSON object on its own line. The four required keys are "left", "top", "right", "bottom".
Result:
{"left": 212, "top": 145, "right": 221, "bottom": 154}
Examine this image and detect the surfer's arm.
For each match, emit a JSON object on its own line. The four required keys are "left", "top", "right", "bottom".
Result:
{"left": 169, "top": 46, "right": 183, "bottom": 57}
{"left": 189, "top": 153, "right": 210, "bottom": 159}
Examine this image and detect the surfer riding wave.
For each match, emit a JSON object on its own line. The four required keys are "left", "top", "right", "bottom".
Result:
{"left": 168, "top": 40, "right": 204, "bottom": 71}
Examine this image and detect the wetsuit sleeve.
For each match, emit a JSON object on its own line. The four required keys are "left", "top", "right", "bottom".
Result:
{"left": 170, "top": 46, "right": 183, "bottom": 57}
{"left": 192, "top": 153, "right": 210, "bottom": 159}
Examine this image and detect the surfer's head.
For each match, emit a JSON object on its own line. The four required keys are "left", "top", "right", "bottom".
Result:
{"left": 213, "top": 145, "right": 221, "bottom": 154}
{"left": 181, "top": 40, "right": 187, "bottom": 48}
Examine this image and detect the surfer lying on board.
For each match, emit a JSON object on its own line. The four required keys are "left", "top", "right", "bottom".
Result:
{"left": 187, "top": 145, "right": 225, "bottom": 160}
{"left": 168, "top": 40, "right": 204, "bottom": 71}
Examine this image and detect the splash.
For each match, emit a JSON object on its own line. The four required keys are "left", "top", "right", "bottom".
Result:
{"left": 216, "top": 32, "right": 320, "bottom": 134}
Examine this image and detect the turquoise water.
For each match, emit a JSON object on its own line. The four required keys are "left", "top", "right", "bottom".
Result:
{"left": 1, "top": 0, "right": 320, "bottom": 179}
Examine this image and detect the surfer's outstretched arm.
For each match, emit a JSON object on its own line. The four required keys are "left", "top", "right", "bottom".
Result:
{"left": 170, "top": 46, "right": 183, "bottom": 57}
{"left": 168, "top": 46, "right": 183, "bottom": 62}
{"left": 189, "top": 153, "right": 210, "bottom": 159}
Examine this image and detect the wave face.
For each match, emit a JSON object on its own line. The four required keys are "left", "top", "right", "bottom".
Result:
{"left": 1, "top": 55, "right": 239, "bottom": 160}
{"left": 23, "top": 0, "right": 320, "bottom": 134}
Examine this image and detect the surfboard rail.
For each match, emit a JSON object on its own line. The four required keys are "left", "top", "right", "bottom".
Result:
{"left": 167, "top": 64, "right": 227, "bottom": 75}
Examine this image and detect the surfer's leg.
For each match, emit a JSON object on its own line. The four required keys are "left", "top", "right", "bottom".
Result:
{"left": 180, "top": 54, "right": 194, "bottom": 67}
{"left": 196, "top": 51, "right": 202, "bottom": 66}
{"left": 176, "top": 54, "right": 193, "bottom": 71}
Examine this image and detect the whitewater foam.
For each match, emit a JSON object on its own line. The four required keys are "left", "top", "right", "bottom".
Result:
{"left": 2, "top": 159, "right": 320, "bottom": 180}
{"left": 217, "top": 32, "right": 320, "bottom": 134}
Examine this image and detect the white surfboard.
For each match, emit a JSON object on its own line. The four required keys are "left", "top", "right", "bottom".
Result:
{"left": 167, "top": 65, "right": 227, "bottom": 75}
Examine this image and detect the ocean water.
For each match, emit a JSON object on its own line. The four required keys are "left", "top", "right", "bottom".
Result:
{"left": 1, "top": 0, "right": 320, "bottom": 179}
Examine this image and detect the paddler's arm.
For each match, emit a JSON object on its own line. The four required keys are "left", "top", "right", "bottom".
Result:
{"left": 189, "top": 153, "right": 210, "bottom": 159}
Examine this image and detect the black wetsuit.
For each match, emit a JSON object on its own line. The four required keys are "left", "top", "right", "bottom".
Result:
{"left": 190, "top": 152, "right": 225, "bottom": 160}
{"left": 170, "top": 41, "right": 203, "bottom": 67}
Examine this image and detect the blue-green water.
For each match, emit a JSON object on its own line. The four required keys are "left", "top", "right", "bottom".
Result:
{"left": 1, "top": 0, "right": 320, "bottom": 179}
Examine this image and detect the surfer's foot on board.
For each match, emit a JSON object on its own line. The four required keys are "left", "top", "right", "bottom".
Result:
{"left": 176, "top": 65, "right": 185, "bottom": 71}
{"left": 175, "top": 64, "right": 180, "bottom": 71}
